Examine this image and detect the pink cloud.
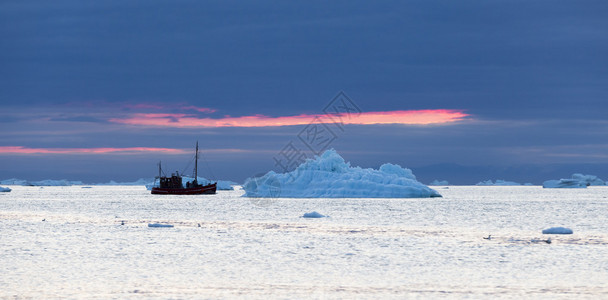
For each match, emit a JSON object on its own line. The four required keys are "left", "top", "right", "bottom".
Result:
{"left": 0, "top": 146, "right": 253, "bottom": 155}
{"left": 0, "top": 146, "right": 188, "bottom": 155}
{"left": 109, "top": 109, "right": 469, "bottom": 128}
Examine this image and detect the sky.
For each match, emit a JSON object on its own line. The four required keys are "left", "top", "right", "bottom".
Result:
{"left": 1, "top": 0, "right": 607, "bottom": 184}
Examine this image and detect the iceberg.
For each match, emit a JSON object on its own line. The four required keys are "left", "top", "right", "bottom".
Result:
{"left": 0, "top": 186, "right": 11, "bottom": 192}
{"left": 0, "top": 178, "right": 28, "bottom": 185}
{"left": 430, "top": 180, "right": 449, "bottom": 185}
{"left": 31, "top": 179, "right": 84, "bottom": 186}
{"left": 0, "top": 178, "right": 83, "bottom": 186}
{"left": 543, "top": 179, "right": 587, "bottom": 189}
{"left": 571, "top": 173, "right": 605, "bottom": 186}
{"left": 96, "top": 178, "right": 154, "bottom": 186}
{"left": 243, "top": 149, "right": 441, "bottom": 198}
{"left": 542, "top": 227, "right": 573, "bottom": 234}
{"left": 543, "top": 173, "right": 605, "bottom": 188}
{"left": 217, "top": 181, "right": 236, "bottom": 190}
{"left": 476, "top": 179, "right": 521, "bottom": 186}
{"left": 302, "top": 211, "right": 327, "bottom": 218}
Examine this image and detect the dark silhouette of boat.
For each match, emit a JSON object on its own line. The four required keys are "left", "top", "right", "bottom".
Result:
{"left": 151, "top": 142, "right": 216, "bottom": 195}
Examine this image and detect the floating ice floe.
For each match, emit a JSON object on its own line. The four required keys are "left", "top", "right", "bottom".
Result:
{"left": 542, "top": 227, "right": 573, "bottom": 234}
{"left": 476, "top": 179, "right": 521, "bottom": 186}
{"left": 242, "top": 149, "right": 441, "bottom": 198}
{"left": 0, "top": 186, "right": 11, "bottom": 192}
{"left": 302, "top": 211, "right": 327, "bottom": 218}
{"left": 148, "top": 223, "right": 174, "bottom": 228}
{"left": 430, "top": 180, "right": 449, "bottom": 185}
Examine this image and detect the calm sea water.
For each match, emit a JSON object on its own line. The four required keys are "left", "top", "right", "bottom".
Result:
{"left": 1, "top": 185, "right": 607, "bottom": 299}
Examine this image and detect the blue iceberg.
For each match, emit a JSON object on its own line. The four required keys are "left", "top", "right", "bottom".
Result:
{"left": 476, "top": 179, "right": 522, "bottom": 186}
{"left": 243, "top": 149, "right": 441, "bottom": 198}
{"left": 543, "top": 173, "right": 605, "bottom": 188}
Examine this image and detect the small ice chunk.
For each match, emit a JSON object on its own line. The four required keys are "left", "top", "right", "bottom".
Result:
{"left": 542, "top": 227, "right": 573, "bottom": 234}
{"left": 430, "top": 180, "right": 449, "bottom": 185}
{"left": 302, "top": 211, "right": 327, "bottom": 218}
{"left": 148, "top": 223, "right": 174, "bottom": 228}
{"left": 0, "top": 186, "right": 11, "bottom": 192}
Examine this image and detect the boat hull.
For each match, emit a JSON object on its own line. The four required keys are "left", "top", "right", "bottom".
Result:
{"left": 151, "top": 183, "right": 217, "bottom": 195}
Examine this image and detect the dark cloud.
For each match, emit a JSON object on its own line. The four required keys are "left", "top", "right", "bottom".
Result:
{"left": 2, "top": 1, "right": 607, "bottom": 116}
{"left": 0, "top": 1, "right": 607, "bottom": 182}
{"left": 48, "top": 115, "right": 107, "bottom": 123}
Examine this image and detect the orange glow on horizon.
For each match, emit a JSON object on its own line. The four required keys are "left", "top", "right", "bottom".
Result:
{"left": 109, "top": 109, "right": 469, "bottom": 128}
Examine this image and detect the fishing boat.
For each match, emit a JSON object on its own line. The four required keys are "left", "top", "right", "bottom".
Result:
{"left": 151, "top": 142, "right": 217, "bottom": 195}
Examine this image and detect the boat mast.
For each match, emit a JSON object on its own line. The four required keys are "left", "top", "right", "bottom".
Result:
{"left": 158, "top": 161, "right": 162, "bottom": 178}
{"left": 194, "top": 141, "right": 198, "bottom": 183}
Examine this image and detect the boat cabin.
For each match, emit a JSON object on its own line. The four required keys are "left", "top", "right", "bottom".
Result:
{"left": 159, "top": 172, "right": 183, "bottom": 189}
